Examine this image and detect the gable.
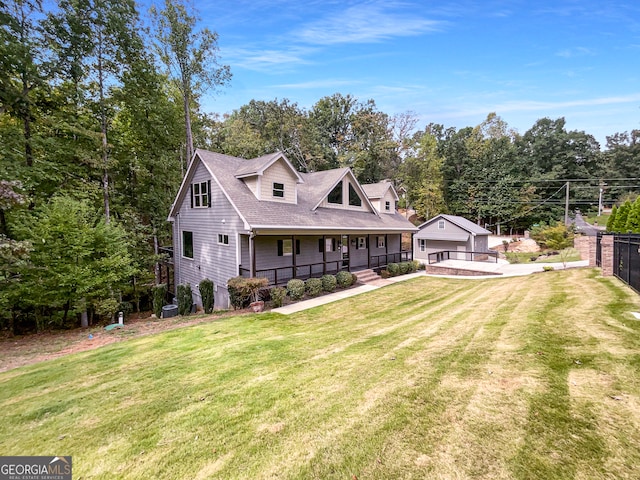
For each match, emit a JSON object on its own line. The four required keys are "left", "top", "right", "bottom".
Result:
{"left": 314, "top": 170, "right": 377, "bottom": 214}
{"left": 415, "top": 214, "right": 491, "bottom": 239}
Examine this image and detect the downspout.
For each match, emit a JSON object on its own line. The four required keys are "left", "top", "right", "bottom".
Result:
{"left": 174, "top": 213, "right": 180, "bottom": 297}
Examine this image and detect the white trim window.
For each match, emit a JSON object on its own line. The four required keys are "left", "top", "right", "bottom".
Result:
{"left": 377, "top": 236, "right": 385, "bottom": 248}
{"left": 273, "top": 182, "right": 285, "bottom": 198}
{"left": 385, "top": 201, "right": 391, "bottom": 211}
{"left": 357, "top": 237, "right": 366, "bottom": 249}
{"left": 192, "top": 181, "right": 210, "bottom": 208}
{"left": 419, "top": 239, "right": 426, "bottom": 252}
{"left": 438, "top": 220, "right": 445, "bottom": 229}
{"left": 218, "top": 234, "right": 229, "bottom": 245}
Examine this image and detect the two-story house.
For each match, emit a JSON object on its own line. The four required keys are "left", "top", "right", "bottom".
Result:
{"left": 168, "top": 149, "right": 417, "bottom": 308}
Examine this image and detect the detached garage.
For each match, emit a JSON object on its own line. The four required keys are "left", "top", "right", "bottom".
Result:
{"left": 414, "top": 214, "right": 492, "bottom": 263}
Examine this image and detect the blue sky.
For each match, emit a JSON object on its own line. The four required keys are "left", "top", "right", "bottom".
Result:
{"left": 193, "top": 0, "right": 640, "bottom": 146}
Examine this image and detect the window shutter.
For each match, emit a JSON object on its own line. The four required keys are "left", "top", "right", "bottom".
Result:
{"left": 190, "top": 184, "right": 193, "bottom": 208}
{"left": 277, "top": 240, "right": 283, "bottom": 256}
{"left": 319, "top": 239, "right": 323, "bottom": 252}
{"left": 207, "top": 180, "right": 212, "bottom": 208}
{"left": 296, "top": 239, "right": 300, "bottom": 255}
{"left": 332, "top": 238, "right": 336, "bottom": 251}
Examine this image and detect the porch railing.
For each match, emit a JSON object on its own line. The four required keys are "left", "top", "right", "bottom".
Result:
{"left": 427, "top": 250, "right": 499, "bottom": 265}
{"left": 239, "top": 260, "right": 346, "bottom": 286}
{"left": 369, "top": 251, "right": 412, "bottom": 269}
{"left": 239, "top": 251, "right": 412, "bottom": 286}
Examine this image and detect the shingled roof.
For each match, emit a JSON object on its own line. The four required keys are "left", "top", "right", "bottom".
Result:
{"left": 169, "top": 149, "right": 417, "bottom": 234}
{"left": 418, "top": 214, "right": 491, "bottom": 235}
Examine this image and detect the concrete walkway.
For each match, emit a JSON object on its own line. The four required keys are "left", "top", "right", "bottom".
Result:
{"left": 270, "top": 260, "right": 590, "bottom": 315}
{"left": 271, "top": 272, "right": 424, "bottom": 315}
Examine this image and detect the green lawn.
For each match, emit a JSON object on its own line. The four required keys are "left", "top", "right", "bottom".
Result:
{"left": 2, "top": 269, "right": 640, "bottom": 479}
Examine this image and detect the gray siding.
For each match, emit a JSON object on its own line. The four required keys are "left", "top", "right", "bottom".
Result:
{"left": 174, "top": 162, "right": 245, "bottom": 309}
{"left": 414, "top": 219, "right": 469, "bottom": 239}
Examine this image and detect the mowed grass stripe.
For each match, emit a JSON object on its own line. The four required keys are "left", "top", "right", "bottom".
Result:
{"left": 1, "top": 269, "right": 640, "bottom": 479}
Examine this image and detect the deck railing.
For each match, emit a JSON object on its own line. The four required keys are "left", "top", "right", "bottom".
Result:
{"left": 427, "top": 250, "right": 499, "bottom": 265}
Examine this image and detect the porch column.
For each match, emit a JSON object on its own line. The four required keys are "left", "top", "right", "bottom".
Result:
{"left": 322, "top": 235, "right": 327, "bottom": 274}
{"left": 385, "top": 234, "right": 388, "bottom": 263}
{"left": 292, "top": 235, "right": 296, "bottom": 278}
{"left": 410, "top": 232, "right": 414, "bottom": 262}
{"left": 367, "top": 234, "right": 371, "bottom": 269}
{"left": 250, "top": 234, "right": 256, "bottom": 277}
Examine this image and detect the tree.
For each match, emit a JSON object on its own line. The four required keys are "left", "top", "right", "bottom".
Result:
{"left": 606, "top": 205, "right": 617, "bottom": 232}
{"left": 46, "top": 0, "right": 145, "bottom": 222}
{"left": 151, "top": 0, "right": 231, "bottom": 166}
{"left": 531, "top": 222, "right": 575, "bottom": 268}
{"left": 400, "top": 130, "right": 445, "bottom": 220}
{"left": 625, "top": 197, "right": 640, "bottom": 233}
{"left": 612, "top": 200, "right": 632, "bottom": 232}
{"left": 14, "top": 196, "right": 136, "bottom": 329}
{"left": 0, "top": 0, "right": 50, "bottom": 168}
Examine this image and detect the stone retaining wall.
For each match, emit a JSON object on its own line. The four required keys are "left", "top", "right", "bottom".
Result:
{"left": 424, "top": 265, "right": 502, "bottom": 276}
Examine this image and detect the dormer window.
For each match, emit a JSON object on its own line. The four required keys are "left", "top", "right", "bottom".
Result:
{"left": 273, "top": 182, "right": 285, "bottom": 198}
{"left": 348, "top": 183, "right": 362, "bottom": 207}
{"left": 328, "top": 182, "right": 342, "bottom": 204}
{"left": 385, "top": 201, "right": 391, "bottom": 211}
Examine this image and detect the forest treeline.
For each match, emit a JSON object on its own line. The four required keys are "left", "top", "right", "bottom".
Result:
{"left": 1, "top": 0, "right": 639, "bottom": 333}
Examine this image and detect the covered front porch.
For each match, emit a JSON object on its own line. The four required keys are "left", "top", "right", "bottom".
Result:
{"left": 239, "top": 233, "right": 412, "bottom": 285}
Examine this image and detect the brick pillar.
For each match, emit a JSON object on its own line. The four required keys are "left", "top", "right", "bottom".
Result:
{"left": 574, "top": 235, "right": 597, "bottom": 266}
{"left": 601, "top": 235, "right": 614, "bottom": 277}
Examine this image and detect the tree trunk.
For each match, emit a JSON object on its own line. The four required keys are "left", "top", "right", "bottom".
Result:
{"left": 80, "top": 310, "right": 88, "bottom": 328}
{"left": 154, "top": 230, "right": 160, "bottom": 284}
{"left": 182, "top": 82, "right": 194, "bottom": 169}
{"left": 98, "top": 29, "right": 110, "bottom": 223}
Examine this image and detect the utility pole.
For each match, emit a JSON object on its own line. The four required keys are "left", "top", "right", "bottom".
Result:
{"left": 564, "top": 181, "right": 570, "bottom": 225}
{"left": 598, "top": 181, "right": 606, "bottom": 217}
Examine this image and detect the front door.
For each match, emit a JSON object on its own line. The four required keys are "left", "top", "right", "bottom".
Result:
{"left": 341, "top": 235, "right": 349, "bottom": 269}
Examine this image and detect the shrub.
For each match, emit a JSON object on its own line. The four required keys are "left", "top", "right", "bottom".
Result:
{"left": 199, "top": 278, "right": 214, "bottom": 314}
{"left": 380, "top": 269, "right": 390, "bottom": 278}
{"left": 336, "top": 270, "right": 353, "bottom": 288}
{"left": 270, "top": 287, "right": 287, "bottom": 307}
{"left": 352, "top": 273, "right": 358, "bottom": 284}
{"left": 177, "top": 283, "right": 193, "bottom": 316}
{"left": 399, "top": 262, "right": 410, "bottom": 274}
{"left": 322, "top": 274, "right": 337, "bottom": 292}
{"left": 543, "top": 266, "right": 555, "bottom": 272}
{"left": 305, "top": 278, "right": 323, "bottom": 297}
{"left": 287, "top": 279, "right": 305, "bottom": 300}
{"left": 227, "top": 277, "right": 249, "bottom": 309}
{"left": 411, "top": 260, "right": 421, "bottom": 272}
{"left": 387, "top": 263, "right": 400, "bottom": 276}
{"left": 227, "top": 276, "right": 269, "bottom": 309}
{"left": 152, "top": 283, "right": 167, "bottom": 318}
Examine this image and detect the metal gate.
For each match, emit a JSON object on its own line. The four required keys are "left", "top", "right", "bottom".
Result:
{"left": 613, "top": 234, "right": 640, "bottom": 293}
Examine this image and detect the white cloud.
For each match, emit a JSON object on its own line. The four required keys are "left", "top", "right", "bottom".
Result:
{"left": 294, "top": 2, "right": 446, "bottom": 45}
{"left": 556, "top": 47, "right": 596, "bottom": 58}
{"left": 224, "top": 46, "right": 316, "bottom": 72}
{"left": 272, "top": 79, "right": 361, "bottom": 89}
